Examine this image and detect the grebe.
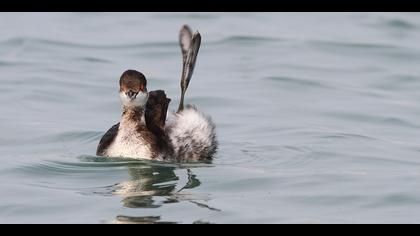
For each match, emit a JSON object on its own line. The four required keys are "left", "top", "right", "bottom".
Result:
{"left": 96, "top": 25, "right": 217, "bottom": 161}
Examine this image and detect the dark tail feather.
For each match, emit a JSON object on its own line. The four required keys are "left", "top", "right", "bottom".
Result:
{"left": 178, "top": 25, "right": 201, "bottom": 113}
{"left": 145, "top": 90, "right": 171, "bottom": 138}
{"left": 179, "top": 25, "right": 193, "bottom": 68}
{"left": 145, "top": 90, "right": 174, "bottom": 157}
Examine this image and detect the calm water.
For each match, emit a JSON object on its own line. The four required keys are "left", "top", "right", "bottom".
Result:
{"left": 1, "top": 12, "right": 420, "bottom": 224}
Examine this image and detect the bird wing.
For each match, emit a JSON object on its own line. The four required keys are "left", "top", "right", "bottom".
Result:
{"left": 96, "top": 123, "right": 120, "bottom": 156}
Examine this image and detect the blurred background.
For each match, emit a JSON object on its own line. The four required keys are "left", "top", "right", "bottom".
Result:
{"left": 1, "top": 13, "right": 420, "bottom": 223}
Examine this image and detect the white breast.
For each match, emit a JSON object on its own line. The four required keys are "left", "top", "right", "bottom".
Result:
{"left": 105, "top": 123, "right": 154, "bottom": 160}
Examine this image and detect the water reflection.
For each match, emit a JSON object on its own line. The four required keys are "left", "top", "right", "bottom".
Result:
{"left": 111, "top": 161, "right": 219, "bottom": 224}
{"left": 115, "top": 215, "right": 177, "bottom": 224}
{"left": 16, "top": 156, "right": 219, "bottom": 223}
{"left": 114, "top": 164, "right": 179, "bottom": 208}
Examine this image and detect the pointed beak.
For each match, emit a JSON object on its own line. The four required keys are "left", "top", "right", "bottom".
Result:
{"left": 125, "top": 91, "right": 138, "bottom": 100}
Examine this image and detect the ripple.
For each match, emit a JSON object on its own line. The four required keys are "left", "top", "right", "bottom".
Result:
{"left": 385, "top": 19, "right": 417, "bottom": 30}
{"left": 364, "top": 193, "right": 420, "bottom": 208}
{"left": 0, "top": 37, "right": 176, "bottom": 50}
{"left": 355, "top": 155, "right": 420, "bottom": 167}
{"left": 325, "top": 112, "right": 420, "bottom": 129}
{"left": 265, "top": 76, "right": 332, "bottom": 90}
{"left": 285, "top": 194, "right": 366, "bottom": 206}
{"left": 17, "top": 156, "right": 213, "bottom": 177}
{"left": 80, "top": 57, "right": 113, "bottom": 64}
{"left": 211, "top": 35, "right": 286, "bottom": 46}
{"left": 15, "top": 157, "right": 211, "bottom": 199}
{"left": 307, "top": 39, "right": 400, "bottom": 50}
{"left": 370, "top": 74, "right": 420, "bottom": 92}
{"left": 307, "top": 39, "right": 420, "bottom": 60}
{"left": 35, "top": 131, "right": 103, "bottom": 145}
{"left": 187, "top": 96, "right": 243, "bottom": 107}
{"left": 17, "top": 160, "right": 118, "bottom": 176}
{"left": 319, "top": 132, "right": 380, "bottom": 141}
{"left": 0, "top": 60, "right": 34, "bottom": 67}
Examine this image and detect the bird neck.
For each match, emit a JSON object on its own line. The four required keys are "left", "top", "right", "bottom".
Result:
{"left": 121, "top": 106, "right": 146, "bottom": 126}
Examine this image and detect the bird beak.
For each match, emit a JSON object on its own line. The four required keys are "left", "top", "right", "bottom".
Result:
{"left": 125, "top": 91, "right": 138, "bottom": 100}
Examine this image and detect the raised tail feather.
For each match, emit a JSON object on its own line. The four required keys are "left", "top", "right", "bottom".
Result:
{"left": 178, "top": 25, "right": 201, "bottom": 112}
{"left": 166, "top": 26, "right": 217, "bottom": 161}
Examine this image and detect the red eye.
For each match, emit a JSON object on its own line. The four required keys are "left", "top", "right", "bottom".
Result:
{"left": 139, "top": 85, "right": 144, "bottom": 91}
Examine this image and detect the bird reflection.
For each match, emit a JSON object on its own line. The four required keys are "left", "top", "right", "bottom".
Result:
{"left": 114, "top": 164, "right": 179, "bottom": 208}
{"left": 111, "top": 162, "right": 219, "bottom": 224}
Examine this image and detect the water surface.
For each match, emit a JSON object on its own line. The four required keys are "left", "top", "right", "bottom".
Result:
{"left": 1, "top": 13, "right": 420, "bottom": 223}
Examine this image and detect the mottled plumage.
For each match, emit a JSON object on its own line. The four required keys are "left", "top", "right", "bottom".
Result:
{"left": 96, "top": 25, "right": 217, "bottom": 161}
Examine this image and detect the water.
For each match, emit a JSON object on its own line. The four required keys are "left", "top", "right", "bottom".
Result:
{"left": 1, "top": 12, "right": 420, "bottom": 223}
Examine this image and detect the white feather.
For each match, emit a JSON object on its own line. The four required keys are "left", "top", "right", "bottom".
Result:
{"left": 104, "top": 104, "right": 216, "bottom": 161}
{"left": 119, "top": 91, "right": 149, "bottom": 109}
{"left": 166, "top": 106, "right": 217, "bottom": 161}
{"left": 105, "top": 115, "right": 155, "bottom": 160}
